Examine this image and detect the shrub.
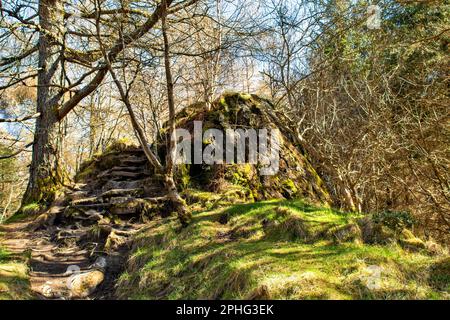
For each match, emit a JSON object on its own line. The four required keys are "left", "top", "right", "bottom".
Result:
{"left": 372, "top": 210, "right": 415, "bottom": 232}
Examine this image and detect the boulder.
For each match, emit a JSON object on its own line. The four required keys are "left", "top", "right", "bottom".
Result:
{"left": 399, "top": 229, "right": 426, "bottom": 251}
{"left": 263, "top": 215, "right": 310, "bottom": 241}
{"left": 164, "top": 93, "right": 331, "bottom": 204}
{"left": 68, "top": 257, "right": 107, "bottom": 299}
{"left": 357, "top": 217, "right": 396, "bottom": 244}
{"left": 69, "top": 270, "right": 105, "bottom": 298}
{"left": 326, "top": 223, "right": 362, "bottom": 244}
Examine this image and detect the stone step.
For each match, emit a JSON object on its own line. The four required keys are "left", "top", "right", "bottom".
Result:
{"left": 71, "top": 197, "right": 155, "bottom": 215}
{"left": 98, "top": 170, "right": 143, "bottom": 179}
{"left": 108, "top": 197, "right": 166, "bottom": 215}
{"left": 121, "top": 148, "right": 144, "bottom": 155}
{"left": 110, "top": 171, "right": 144, "bottom": 178}
{"left": 143, "top": 185, "right": 165, "bottom": 196}
{"left": 71, "top": 197, "right": 100, "bottom": 206}
{"left": 107, "top": 195, "right": 167, "bottom": 205}
{"left": 101, "top": 176, "right": 161, "bottom": 192}
{"left": 71, "top": 203, "right": 109, "bottom": 210}
{"left": 110, "top": 166, "right": 142, "bottom": 172}
{"left": 109, "top": 197, "right": 135, "bottom": 205}
{"left": 109, "top": 197, "right": 141, "bottom": 215}
{"left": 68, "top": 190, "right": 90, "bottom": 201}
{"left": 101, "top": 180, "right": 143, "bottom": 192}
{"left": 120, "top": 157, "right": 147, "bottom": 166}
{"left": 143, "top": 196, "right": 169, "bottom": 203}
{"left": 101, "top": 188, "right": 144, "bottom": 199}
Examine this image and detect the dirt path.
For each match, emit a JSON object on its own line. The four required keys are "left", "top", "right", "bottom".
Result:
{"left": 0, "top": 219, "right": 93, "bottom": 299}
{"left": 0, "top": 220, "right": 33, "bottom": 256}
{"left": 0, "top": 214, "right": 143, "bottom": 300}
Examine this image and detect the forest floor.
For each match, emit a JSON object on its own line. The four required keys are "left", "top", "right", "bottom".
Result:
{"left": 0, "top": 201, "right": 142, "bottom": 300}
{"left": 0, "top": 219, "right": 34, "bottom": 299}
{"left": 0, "top": 216, "right": 102, "bottom": 300}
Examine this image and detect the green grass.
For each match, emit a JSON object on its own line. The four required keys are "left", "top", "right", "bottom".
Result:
{"left": 0, "top": 246, "right": 33, "bottom": 300}
{"left": 117, "top": 199, "right": 449, "bottom": 300}
{"left": 0, "top": 247, "right": 10, "bottom": 262}
{"left": 4, "top": 202, "right": 42, "bottom": 224}
{"left": 4, "top": 212, "right": 28, "bottom": 224}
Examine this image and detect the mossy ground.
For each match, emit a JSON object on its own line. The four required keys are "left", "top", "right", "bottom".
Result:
{"left": 0, "top": 246, "right": 33, "bottom": 300}
{"left": 3, "top": 203, "right": 43, "bottom": 224}
{"left": 117, "top": 197, "right": 449, "bottom": 300}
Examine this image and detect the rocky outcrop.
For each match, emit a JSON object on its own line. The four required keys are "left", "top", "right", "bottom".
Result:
{"left": 162, "top": 93, "right": 331, "bottom": 205}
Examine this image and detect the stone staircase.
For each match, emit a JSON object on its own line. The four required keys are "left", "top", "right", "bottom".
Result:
{"left": 66, "top": 148, "right": 167, "bottom": 217}
{"left": 23, "top": 148, "right": 170, "bottom": 299}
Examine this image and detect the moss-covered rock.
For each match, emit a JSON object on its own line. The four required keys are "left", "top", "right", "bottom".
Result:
{"left": 262, "top": 206, "right": 311, "bottom": 241}
{"left": 399, "top": 229, "right": 426, "bottom": 251}
{"left": 109, "top": 198, "right": 155, "bottom": 216}
{"left": 264, "top": 215, "right": 310, "bottom": 241}
{"left": 326, "top": 223, "right": 362, "bottom": 244}
{"left": 19, "top": 203, "right": 43, "bottom": 216}
{"left": 161, "top": 92, "right": 331, "bottom": 205}
{"left": 357, "top": 216, "right": 396, "bottom": 244}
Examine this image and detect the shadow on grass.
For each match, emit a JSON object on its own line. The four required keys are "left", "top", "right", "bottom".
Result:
{"left": 125, "top": 198, "right": 448, "bottom": 300}
{"left": 0, "top": 247, "right": 33, "bottom": 300}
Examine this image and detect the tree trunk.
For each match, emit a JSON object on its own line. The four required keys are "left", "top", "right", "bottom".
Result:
{"left": 22, "top": 0, "right": 65, "bottom": 206}
{"left": 100, "top": 3, "right": 190, "bottom": 226}
{"left": 162, "top": 0, "right": 191, "bottom": 226}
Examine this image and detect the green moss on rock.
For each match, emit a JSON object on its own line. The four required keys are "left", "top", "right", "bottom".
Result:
{"left": 20, "top": 203, "right": 43, "bottom": 215}
{"left": 326, "top": 223, "right": 362, "bottom": 244}
{"left": 167, "top": 92, "right": 333, "bottom": 204}
{"left": 399, "top": 229, "right": 426, "bottom": 251}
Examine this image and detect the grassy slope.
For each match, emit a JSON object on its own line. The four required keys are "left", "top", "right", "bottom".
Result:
{"left": 117, "top": 197, "right": 449, "bottom": 300}
{"left": 0, "top": 245, "right": 33, "bottom": 300}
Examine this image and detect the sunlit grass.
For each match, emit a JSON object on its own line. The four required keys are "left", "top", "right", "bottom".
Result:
{"left": 0, "top": 246, "right": 33, "bottom": 300}
{"left": 117, "top": 198, "right": 449, "bottom": 300}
